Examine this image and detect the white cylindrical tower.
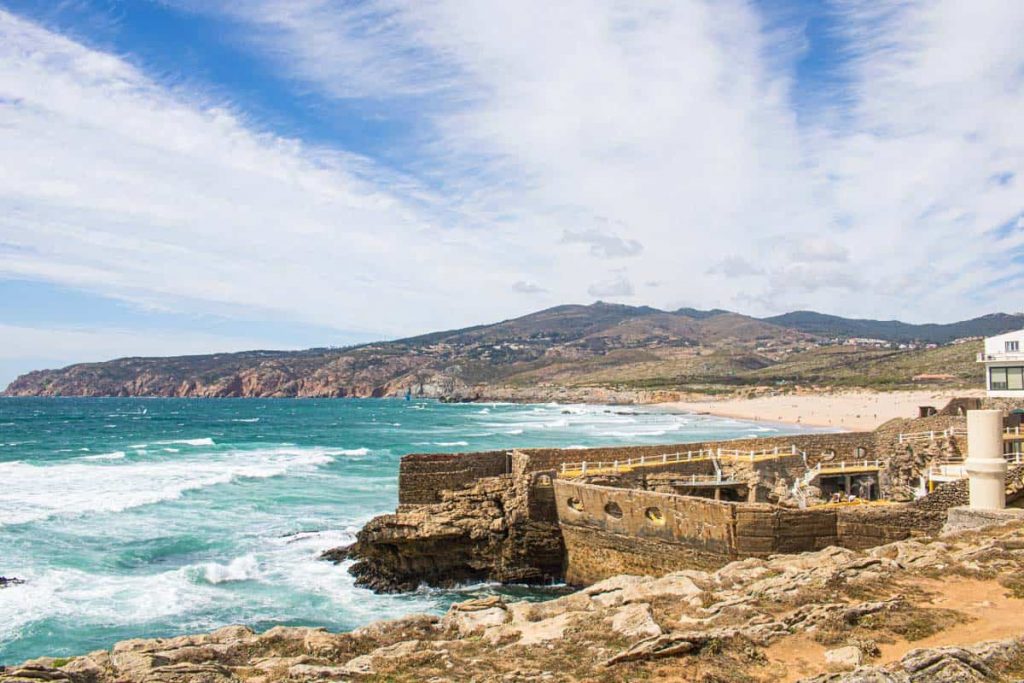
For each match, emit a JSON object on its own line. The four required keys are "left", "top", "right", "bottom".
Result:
{"left": 966, "top": 409, "right": 1007, "bottom": 510}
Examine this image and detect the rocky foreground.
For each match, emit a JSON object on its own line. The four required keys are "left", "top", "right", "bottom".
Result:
{"left": 6, "top": 522, "right": 1024, "bottom": 682}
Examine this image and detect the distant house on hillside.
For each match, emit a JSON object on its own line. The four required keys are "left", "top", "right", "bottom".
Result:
{"left": 979, "top": 330, "right": 1024, "bottom": 396}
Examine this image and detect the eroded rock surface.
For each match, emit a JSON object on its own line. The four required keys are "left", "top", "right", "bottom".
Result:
{"left": 9, "top": 522, "right": 1024, "bottom": 682}
{"left": 343, "top": 474, "right": 564, "bottom": 592}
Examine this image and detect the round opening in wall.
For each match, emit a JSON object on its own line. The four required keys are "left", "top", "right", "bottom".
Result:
{"left": 604, "top": 501, "right": 624, "bottom": 519}
{"left": 644, "top": 507, "right": 665, "bottom": 525}
{"left": 567, "top": 497, "right": 584, "bottom": 512}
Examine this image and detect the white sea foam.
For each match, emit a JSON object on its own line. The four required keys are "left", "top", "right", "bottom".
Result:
{"left": 0, "top": 447, "right": 335, "bottom": 526}
{"left": 154, "top": 437, "right": 215, "bottom": 447}
{"left": 194, "top": 554, "right": 261, "bottom": 584}
{"left": 81, "top": 451, "right": 126, "bottom": 461}
{"left": 0, "top": 566, "right": 219, "bottom": 647}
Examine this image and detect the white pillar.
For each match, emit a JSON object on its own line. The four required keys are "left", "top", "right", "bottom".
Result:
{"left": 966, "top": 409, "right": 1007, "bottom": 510}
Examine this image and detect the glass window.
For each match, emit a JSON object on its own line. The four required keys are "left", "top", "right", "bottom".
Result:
{"left": 1007, "top": 341, "right": 1020, "bottom": 352}
{"left": 1009, "top": 367, "right": 1024, "bottom": 390}
{"left": 992, "top": 367, "right": 1008, "bottom": 390}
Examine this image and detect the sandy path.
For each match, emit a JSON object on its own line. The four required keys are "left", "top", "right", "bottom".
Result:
{"left": 759, "top": 577, "right": 1024, "bottom": 682}
{"left": 661, "top": 390, "right": 983, "bottom": 431}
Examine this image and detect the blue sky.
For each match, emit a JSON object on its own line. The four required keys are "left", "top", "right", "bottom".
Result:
{"left": 0, "top": 0, "right": 1022, "bottom": 385}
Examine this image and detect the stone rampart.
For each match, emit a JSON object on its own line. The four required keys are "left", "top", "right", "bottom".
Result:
{"left": 553, "top": 480, "right": 942, "bottom": 584}
{"left": 398, "top": 432, "right": 879, "bottom": 505}
{"left": 398, "top": 451, "right": 510, "bottom": 504}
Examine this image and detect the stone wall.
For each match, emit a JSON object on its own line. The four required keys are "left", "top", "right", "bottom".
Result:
{"left": 836, "top": 505, "right": 944, "bottom": 549}
{"left": 398, "top": 451, "right": 510, "bottom": 504}
{"left": 554, "top": 483, "right": 737, "bottom": 584}
{"left": 553, "top": 480, "right": 942, "bottom": 585}
{"left": 397, "top": 432, "right": 880, "bottom": 505}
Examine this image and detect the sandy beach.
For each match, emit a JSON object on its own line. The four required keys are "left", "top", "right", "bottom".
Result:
{"left": 663, "top": 389, "right": 984, "bottom": 431}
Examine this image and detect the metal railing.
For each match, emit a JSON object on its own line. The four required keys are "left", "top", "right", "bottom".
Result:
{"left": 978, "top": 352, "right": 1024, "bottom": 362}
{"left": 559, "top": 444, "right": 799, "bottom": 477}
{"left": 803, "top": 459, "right": 885, "bottom": 482}
{"left": 898, "top": 427, "right": 966, "bottom": 444}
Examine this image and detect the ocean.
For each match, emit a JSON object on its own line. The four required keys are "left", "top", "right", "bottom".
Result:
{"left": 0, "top": 397, "right": 805, "bottom": 663}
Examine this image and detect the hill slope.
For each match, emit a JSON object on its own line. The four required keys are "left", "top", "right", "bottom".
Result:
{"left": 3, "top": 303, "right": 1016, "bottom": 398}
{"left": 764, "top": 310, "right": 1023, "bottom": 343}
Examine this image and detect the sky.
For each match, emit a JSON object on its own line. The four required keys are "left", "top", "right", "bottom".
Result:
{"left": 0, "top": 0, "right": 1022, "bottom": 385}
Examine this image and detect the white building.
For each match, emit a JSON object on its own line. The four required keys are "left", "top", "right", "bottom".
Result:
{"left": 979, "top": 330, "right": 1024, "bottom": 397}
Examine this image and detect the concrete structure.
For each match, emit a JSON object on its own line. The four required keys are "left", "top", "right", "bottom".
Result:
{"left": 979, "top": 330, "right": 1024, "bottom": 397}
{"left": 966, "top": 409, "right": 1008, "bottom": 510}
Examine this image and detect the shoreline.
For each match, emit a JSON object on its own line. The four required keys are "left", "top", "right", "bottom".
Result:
{"left": 656, "top": 389, "right": 983, "bottom": 432}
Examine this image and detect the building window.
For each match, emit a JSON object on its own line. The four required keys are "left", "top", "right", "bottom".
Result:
{"left": 991, "top": 367, "right": 1024, "bottom": 391}
{"left": 1007, "top": 341, "right": 1020, "bottom": 353}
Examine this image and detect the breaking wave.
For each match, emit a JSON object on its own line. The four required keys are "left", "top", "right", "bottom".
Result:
{"left": 0, "top": 447, "right": 335, "bottom": 526}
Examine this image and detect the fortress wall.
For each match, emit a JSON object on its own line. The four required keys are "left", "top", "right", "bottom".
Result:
{"left": 554, "top": 481, "right": 739, "bottom": 584}
{"left": 554, "top": 481, "right": 941, "bottom": 585}
{"left": 397, "top": 432, "right": 879, "bottom": 504}
{"left": 836, "top": 506, "right": 944, "bottom": 549}
{"left": 398, "top": 451, "right": 509, "bottom": 504}
{"left": 559, "top": 526, "right": 726, "bottom": 585}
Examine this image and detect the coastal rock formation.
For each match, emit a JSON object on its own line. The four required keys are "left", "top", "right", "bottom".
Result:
{"left": 9, "top": 521, "right": 1024, "bottom": 682}
{"left": 345, "top": 474, "right": 564, "bottom": 592}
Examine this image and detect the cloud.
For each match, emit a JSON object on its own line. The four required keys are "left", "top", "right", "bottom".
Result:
{"left": 0, "top": 8, "right": 537, "bottom": 340}
{"left": 512, "top": 280, "right": 547, "bottom": 294}
{"left": 560, "top": 228, "right": 643, "bottom": 258}
{"left": 707, "top": 257, "right": 764, "bottom": 277}
{"left": 788, "top": 237, "right": 849, "bottom": 264}
{"left": 587, "top": 274, "right": 634, "bottom": 298}
{"left": 3, "top": 0, "right": 1024, "bottom": 361}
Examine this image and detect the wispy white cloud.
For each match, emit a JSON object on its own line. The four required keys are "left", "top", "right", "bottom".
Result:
{"left": 174, "top": 0, "right": 1024, "bottom": 322}
{"left": 561, "top": 228, "right": 643, "bottom": 259}
{"left": 588, "top": 273, "right": 635, "bottom": 298}
{"left": 1, "top": 0, "right": 1023, "bottom": 382}
{"left": 0, "top": 8, "right": 549, "bottom": 342}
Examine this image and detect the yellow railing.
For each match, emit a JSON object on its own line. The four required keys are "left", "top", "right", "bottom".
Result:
{"left": 559, "top": 445, "right": 799, "bottom": 478}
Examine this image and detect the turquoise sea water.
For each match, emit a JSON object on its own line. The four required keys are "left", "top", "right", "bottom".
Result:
{"left": 0, "top": 397, "right": 805, "bottom": 663}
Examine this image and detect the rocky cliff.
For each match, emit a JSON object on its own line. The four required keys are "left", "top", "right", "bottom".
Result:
{"left": 8, "top": 519, "right": 1024, "bottom": 681}
{"left": 341, "top": 473, "right": 564, "bottom": 592}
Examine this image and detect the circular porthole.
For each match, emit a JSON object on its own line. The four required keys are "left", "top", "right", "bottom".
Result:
{"left": 644, "top": 507, "right": 665, "bottom": 525}
{"left": 604, "top": 501, "right": 624, "bottom": 519}
{"left": 567, "top": 497, "right": 584, "bottom": 512}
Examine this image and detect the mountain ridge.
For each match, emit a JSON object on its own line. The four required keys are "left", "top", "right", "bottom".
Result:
{"left": 4, "top": 303, "right": 1020, "bottom": 398}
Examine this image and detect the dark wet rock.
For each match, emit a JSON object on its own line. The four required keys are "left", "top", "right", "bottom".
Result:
{"left": 318, "top": 545, "right": 352, "bottom": 564}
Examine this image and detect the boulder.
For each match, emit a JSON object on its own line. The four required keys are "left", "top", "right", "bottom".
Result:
{"left": 609, "top": 603, "right": 662, "bottom": 639}
{"left": 826, "top": 646, "right": 864, "bottom": 669}
{"left": 441, "top": 597, "right": 508, "bottom": 636}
